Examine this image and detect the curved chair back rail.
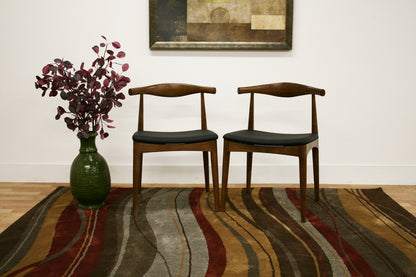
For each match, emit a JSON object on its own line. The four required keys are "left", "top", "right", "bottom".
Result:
{"left": 243, "top": 82, "right": 325, "bottom": 134}
{"left": 129, "top": 83, "right": 216, "bottom": 97}
{"left": 131, "top": 83, "right": 215, "bottom": 131}
{"left": 222, "top": 82, "right": 325, "bottom": 223}
{"left": 238, "top": 82, "right": 325, "bottom": 97}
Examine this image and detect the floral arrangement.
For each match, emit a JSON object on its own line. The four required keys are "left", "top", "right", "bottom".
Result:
{"left": 35, "top": 36, "right": 130, "bottom": 139}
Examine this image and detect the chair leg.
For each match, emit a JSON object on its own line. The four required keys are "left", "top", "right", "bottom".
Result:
{"left": 210, "top": 144, "right": 220, "bottom": 212}
{"left": 203, "top": 151, "right": 210, "bottom": 192}
{"left": 221, "top": 141, "right": 230, "bottom": 211}
{"left": 299, "top": 154, "right": 307, "bottom": 222}
{"left": 312, "top": 147, "right": 320, "bottom": 202}
{"left": 246, "top": 152, "right": 253, "bottom": 193}
{"left": 133, "top": 146, "right": 143, "bottom": 214}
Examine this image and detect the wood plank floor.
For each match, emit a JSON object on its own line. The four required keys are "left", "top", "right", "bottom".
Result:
{"left": 1, "top": 183, "right": 415, "bottom": 234}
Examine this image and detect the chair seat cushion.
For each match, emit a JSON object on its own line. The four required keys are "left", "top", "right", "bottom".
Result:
{"left": 223, "top": 130, "right": 318, "bottom": 146}
{"left": 133, "top": 129, "right": 218, "bottom": 145}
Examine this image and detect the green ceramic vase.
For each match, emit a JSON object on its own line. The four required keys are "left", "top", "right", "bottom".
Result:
{"left": 70, "top": 132, "right": 111, "bottom": 209}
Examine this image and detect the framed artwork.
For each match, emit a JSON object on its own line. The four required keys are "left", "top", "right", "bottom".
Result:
{"left": 149, "top": 0, "right": 293, "bottom": 50}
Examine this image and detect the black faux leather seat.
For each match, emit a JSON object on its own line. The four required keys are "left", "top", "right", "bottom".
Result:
{"left": 133, "top": 130, "right": 218, "bottom": 145}
{"left": 224, "top": 130, "right": 318, "bottom": 146}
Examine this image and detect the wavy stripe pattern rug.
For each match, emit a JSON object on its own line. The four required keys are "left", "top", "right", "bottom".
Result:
{"left": 0, "top": 187, "right": 415, "bottom": 276}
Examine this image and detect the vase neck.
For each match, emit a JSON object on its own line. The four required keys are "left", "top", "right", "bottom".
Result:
{"left": 79, "top": 133, "right": 98, "bottom": 153}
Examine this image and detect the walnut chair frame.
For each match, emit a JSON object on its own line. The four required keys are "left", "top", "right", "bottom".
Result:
{"left": 129, "top": 83, "right": 220, "bottom": 214}
{"left": 221, "top": 82, "right": 325, "bottom": 222}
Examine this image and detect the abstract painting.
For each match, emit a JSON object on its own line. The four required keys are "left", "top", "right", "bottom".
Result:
{"left": 149, "top": 0, "right": 293, "bottom": 50}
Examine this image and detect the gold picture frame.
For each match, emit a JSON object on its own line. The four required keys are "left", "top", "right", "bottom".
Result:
{"left": 149, "top": 0, "right": 293, "bottom": 50}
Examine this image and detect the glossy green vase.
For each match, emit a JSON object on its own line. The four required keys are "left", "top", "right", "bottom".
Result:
{"left": 70, "top": 133, "right": 111, "bottom": 209}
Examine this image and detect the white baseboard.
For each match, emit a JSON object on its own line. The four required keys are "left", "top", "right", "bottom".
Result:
{"left": 0, "top": 163, "right": 415, "bottom": 185}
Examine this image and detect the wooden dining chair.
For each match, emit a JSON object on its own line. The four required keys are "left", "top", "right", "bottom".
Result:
{"left": 221, "top": 82, "right": 325, "bottom": 222}
{"left": 129, "top": 83, "right": 220, "bottom": 214}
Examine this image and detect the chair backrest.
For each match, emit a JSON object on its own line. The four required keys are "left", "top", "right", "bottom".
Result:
{"left": 128, "top": 83, "right": 216, "bottom": 131}
{"left": 238, "top": 82, "right": 325, "bottom": 134}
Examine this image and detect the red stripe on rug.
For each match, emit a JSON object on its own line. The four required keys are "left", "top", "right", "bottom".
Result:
{"left": 189, "top": 188, "right": 226, "bottom": 277}
{"left": 25, "top": 188, "right": 126, "bottom": 276}
{"left": 286, "top": 188, "right": 376, "bottom": 277}
{"left": 51, "top": 201, "right": 82, "bottom": 255}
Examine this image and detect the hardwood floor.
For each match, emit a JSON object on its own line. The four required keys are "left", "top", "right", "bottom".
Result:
{"left": 1, "top": 183, "right": 415, "bottom": 234}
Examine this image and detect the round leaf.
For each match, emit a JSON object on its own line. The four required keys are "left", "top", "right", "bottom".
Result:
{"left": 42, "top": 64, "right": 50, "bottom": 74}
{"left": 112, "top": 41, "right": 121, "bottom": 49}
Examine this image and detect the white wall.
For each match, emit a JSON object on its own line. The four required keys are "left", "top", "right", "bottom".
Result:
{"left": 0, "top": 0, "right": 415, "bottom": 185}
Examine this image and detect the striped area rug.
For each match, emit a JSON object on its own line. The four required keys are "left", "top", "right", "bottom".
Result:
{"left": 0, "top": 187, "right": 415, "bottom": 276}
